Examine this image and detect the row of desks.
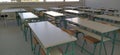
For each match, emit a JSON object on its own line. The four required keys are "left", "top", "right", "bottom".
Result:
{"left": 66, "top": 17, "right": 119, "bottom": 55}
{"left": 1, "top": 8, "right": 120, "bottom": 55}
{"left": 26, "top": 17, "right": 119, "bottom": 55}
{"left": 1, "top": 8, "right": 120, "bottom": 34}
{"left": 1, "top": 8, "right": 26, "bottom": 13}
{"left": 63, "top": 9, "right": 120, "bottom": 27}
{"left": 17, "top": 10, "right": 77, "bottom": 55}
{"left": 94, "top": 15, "right": 120, "bottom": 21}
{"left": 66, "top": 17, "right": 119, "bottom": 33}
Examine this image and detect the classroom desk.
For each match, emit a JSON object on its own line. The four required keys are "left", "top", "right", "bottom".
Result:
{"left": 77, "top": 6, "right": 90, "bottom": 9}
{"left": 64, "top": 10, "right": 86, "bottom": 14}
{"left": 66, "top": 17, "right": 119, "bottom": 33}
{"left": 44, "top": 11, "right": 65, "bottom": 27}
{"left": 1, "top": 8, "right": 27, "bottom": 26}
{"left": 107, "top": 9, "right": 118, "bottom": 12}
{"left": 94, "top": 15, "right": 120, "bottom": 21}
{"left": 28, "top": 21, "right": 77, "bottom": 55}
{"left": 33, "top": 8, "right": 47, "bottom": 12}
{"left": 1, "top": 8, "right": 26, "bottom": 13}
{"left": 80, "top": 9, "right": 102, "bottom": 14}
{"left": 64, "top": 6, "right": 78, "bottom": 10}
{"left": 64, "top": 10, "right": 87, "bottom": 17}
{"left": 66, "top": 17, "right": 119, "bottom": 55}
{"left": 93, "top": 15, "right": 120, "bottom": 27}
{"left": 19, "top": 12, "right": 38, "bottom": 21}
{"left": 18, "top": 12, "right": 39, "bottom": 41}
{"left": 49, "top": 7, "right": 63, "bottom": 12}
{"left": 33, "top": 8, "right": 47, "bottom": 21}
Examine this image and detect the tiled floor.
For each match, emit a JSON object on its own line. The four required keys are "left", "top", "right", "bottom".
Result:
{"left": 0, "top": 19, "right": 120, "bottom": 55}
{"left": 0, "top": 20, "right": 34, "bottom": 55}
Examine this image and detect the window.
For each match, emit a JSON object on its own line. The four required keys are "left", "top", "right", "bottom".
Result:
{"left": 0, "top": 0, "right": 17, "bottom": 2}
{"left": 46, "top": 0, "right": 63, "bottom": 2}
{"left": 21, "top": 0, "right": 44, "bottom": 2}
{"left": 65, "top": 0, "right": 79, "bottom": 2}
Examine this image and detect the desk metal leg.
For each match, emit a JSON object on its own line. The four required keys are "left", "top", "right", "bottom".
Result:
{"left": 30, "top": 28, "right": 33, "bottom": 51}
{"left": 111, "top": 31, "right": 117, "bottom": 55}
{"left": 3, "top": 17, "right": 7, "bottom": 27}
{"left": 24, "top": 26, "right": 28, "bottom": 41}
{"left": 71, "top": 42, "right": 75, "bottom": 55}
{"left": 65, "top": 43, "right": 70, "bottom": 54}
{"left": 64, "top": 42, "right": 76, "bottom": 55}
{"left": 16, "top": 12, "right": 20, "bottom": 26}
{"left": 46, "top": 48, "right": 51, "bottom": 55}
{"left": 63, "top": 20, "right": 67, "bottom": 29}
{"left": 37, "top": 45, "right": 41, "bottom": 55}
{"left": 99, "top": 34, "right": 104, "bottom": 55}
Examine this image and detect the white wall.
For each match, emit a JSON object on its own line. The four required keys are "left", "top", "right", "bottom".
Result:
{"left": 85, "top": 0, "right": 120, "bottom": 10}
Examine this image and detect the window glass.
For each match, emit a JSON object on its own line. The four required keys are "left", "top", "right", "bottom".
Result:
{"left": 21, "top": 0, "right": 44, "bottom": 2}
{"left": 65, "top": 0, "right": 79, "bottom": 2}
{"left": 46, "top": 0, "right": 63, "bottom": 2}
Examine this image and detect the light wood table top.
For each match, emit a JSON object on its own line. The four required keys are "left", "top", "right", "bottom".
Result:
{"left": 64, "top": 10, "right": 86, "bottom": 14}
{"left": 28, "top": 21, "right": 77, "bottom": 48}
{"left": 34, "top": 8, "right": 47, "bottom": 11}
{"left": 18, "top": 12, "right": 38, "bottom": 20}
{"left": 49, "top": 7, "right": 62, "bottom": 10}
{"left": 80, "top": 9, "right": 102, "bottom": 12}
{"left": 1, "top": 8, "right": 26, "bottom": 13}
{"left": 44, "top": 11, "right": 64, "bottom": 17}
{"left": 64, "top": 6, "right": 78, "bottom": 9}
{"left": 94, "top": 15, "right": 120, "bottom": 21}
{"left": 66, "top": 17, "right": 119, "bottom": 33}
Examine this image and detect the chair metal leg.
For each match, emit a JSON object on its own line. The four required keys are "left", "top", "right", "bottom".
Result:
{"left": 24, "top": 26, "right": 28, "bottom": 41}
{"left": 30, "top": 28, "right": 33, "bottom": 51}
{"left": 37, "top": 45, "right": 41, "bottom": 55}
{"left": 81, "top": 40, "right": 86, "bottom": 52}
{"left": 103, "top": 43, "right": 107, "bottom": 55}
{"left": 111, "top": 31, "right": 117, "bottom": 55}
{"left": 71, "top": 42, "right": 76, "bottom": 55}
{"left": 75, "top": 32, "right": 79, "bottom": 40}
{"left": 65, "top": 43, "right": 70, "bottom": 54}
{"left": 92, "top": 44, "right": 97, "bottom": 55}
{"left": 33, "top": 44, "right": 36, "bottom": 54}
{"left": 4, "top": 17, "right": 7, "bottom": 27}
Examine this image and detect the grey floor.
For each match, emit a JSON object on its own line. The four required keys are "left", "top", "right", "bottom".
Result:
{"left": 0, "top": 19, "right": 120, "bottom": 55}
